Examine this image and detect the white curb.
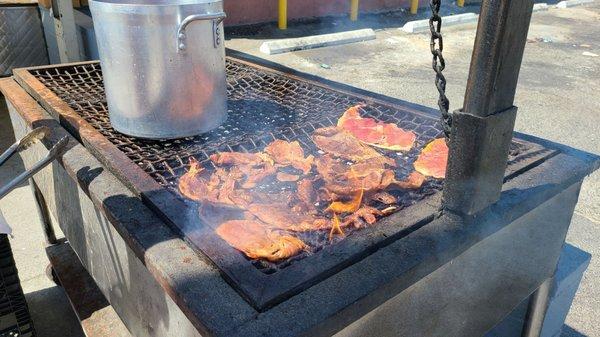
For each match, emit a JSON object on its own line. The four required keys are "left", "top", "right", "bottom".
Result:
{"left": 401, "top": 13, "right": 478, "bottom": 33}
{"left": 556, "top": 0, "right": 594, "bottom": 8}
{"left": 259, "top": 29, "right": 376, "bottom": 55}
{"left": 533, "top": 3, "right": 549, "bottom": 11}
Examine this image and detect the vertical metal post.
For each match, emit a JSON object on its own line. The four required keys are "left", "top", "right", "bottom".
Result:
{"left": 443, "top": 0, "right": 535, "bottom": 215}
{"left": 278, "top": 0, "right": 288, "bottom": 30}
{"left": 350, "top": 0, "right": 360, "bottom": 21}
{"left": 52, "top": 0, "right": 84, "bottom": 62}
{"left": 410, "top": 0, "right": 419, "bottom": 14}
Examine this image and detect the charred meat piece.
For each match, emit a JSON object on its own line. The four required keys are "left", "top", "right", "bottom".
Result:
{"left": 297, "top": 179, "right": 317, "bottom": 207}
{"left": 341, "top": 206, "right": 395, "bottom": 228}
{"left": 216, "top": 220, "right": 307, "bottom": 262}
{"left": 210, "top": 152, "right": 274, "bottom": 167}
{"left": 265, "top": 139, "right": 315, "bottom": 174}
{"left": 247, "top": 203, "right": 330, "bottom": 232}
{"left": 178, "top": 159, "right": 232, "bottom": 205}
{"left": 276, "top": 172, "right": 301, "bottom": 182}
{"left": 315, "top": 155, "right": 397, "bottom": 196}
{"left": 414, "top": 138, "right": 448, "bottom": 179}
{"left": 369, "top": 191, "right": 397, "bottom": 204}
{"left": 312, "top": 127, "right": 396, "bottom": 167}
{"left": 338, "top": 105, "right": 416, "bottom": 151}
{"left": 389, "top": 171, "right": 426, "bottom": 190}
{"left": 233, "top": 163, "right": 278, "bottom": 189}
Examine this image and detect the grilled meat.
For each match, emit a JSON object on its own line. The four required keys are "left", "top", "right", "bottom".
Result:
{"left": 338, "top": 105, "right": 416, "bottom": 151}
{"left": 178, "top": 159, "right": 234, "bottom": 205}
{"left": 389, "top": 171, "right": 426, "bottom": 190}
{"left": 234, "top": 163, "right": 278, "bottom": 189}
{"left": 247, "top": 203, "right": 330, "bottom": 232}
{"left": 312, "top": 127, "right": 396, "bottom": 167}
{"left": 216, "top": 220, "right": 308, "bottom": 262}
{"left": 265, "top": 139, "right": 314, "bottom": 174}
{"left": 276, "top": 172, "right": 301, "bottom": 182}
{"left": 315, "top": 155, "right": 397, "bottom": 196}
{"left": 369, "top": 191, "right": 397, "bottom": 204}
{"left": 341, "top": 206, "right": 396, "bottom": 228}
{"left": 414, "top": 138, "right": 448, "bottom": 179}
{"left": 210, "top": 152, "right": 274, "bottom": 167}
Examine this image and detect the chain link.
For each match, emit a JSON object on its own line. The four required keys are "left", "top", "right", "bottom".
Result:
{"left": 429, "top": 0, "right": 452, "bottom": 140}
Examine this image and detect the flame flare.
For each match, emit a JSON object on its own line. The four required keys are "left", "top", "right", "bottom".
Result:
{"left": 329, "top": 214, "right": 345, "bottom": 241}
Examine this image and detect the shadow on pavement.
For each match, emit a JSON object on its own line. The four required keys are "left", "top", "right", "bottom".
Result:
{"left": 24, "top": 285, "right": 85, "bottom": 337}
{"left": 0, "top": 96, "right": 27, "bottom": 188}
{"left": 562, "top": 324, "right": 588, "bottom": 337}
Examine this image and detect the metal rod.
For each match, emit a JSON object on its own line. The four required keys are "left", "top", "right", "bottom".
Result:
{"left": 410, "top": 0, "right": 419, "bottom": 14}
{"left": 522, "top": 276, "right": 554, "bottom": 337}
{"left": 0, "top": 137, "right": 69, "bottom": 200}
{"left": 350, "top": 0, "right": 360, "bottom": 21}
{"left": 442, "top": 0, "right": 535, "bottom": 215}
{"left": 463, "top": 0, "right": 535, "bottom": 116}
{"left": 278, "top": 0, "right": 288, "bottom": 29}
{"left": 29, "top": 178, "right": 57, "bottom": 245}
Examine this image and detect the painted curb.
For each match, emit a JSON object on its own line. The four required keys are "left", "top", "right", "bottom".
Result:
{"left": 556, "top": 0, "right": 594, "bottom": 8}
{"left": 401, "top": 13, "right": 478, "bottom": 33}
{"left": 259, "top": 29, "right": 376, "bottom": 55}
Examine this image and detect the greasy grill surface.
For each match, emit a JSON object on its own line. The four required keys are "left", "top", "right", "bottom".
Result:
{"left": 31, "top": 62, "right": 449, "bottom": 196}
{"left": 29, "top": 61, "right": 533, "bottom": 272}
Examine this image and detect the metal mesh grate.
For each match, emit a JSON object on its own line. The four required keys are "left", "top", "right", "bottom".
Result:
{"left": 29, "top": 60, "right": 535, "bottom": 273}
{"left": 30, "top": 61, "right": 452, "bottom": 194}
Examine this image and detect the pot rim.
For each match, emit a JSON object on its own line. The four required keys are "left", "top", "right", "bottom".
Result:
{"left": 89, "top": 0, "right": 222, "bottom": 7}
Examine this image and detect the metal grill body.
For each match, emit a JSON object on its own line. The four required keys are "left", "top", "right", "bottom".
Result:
{"left": 13, "top": 52, "right": 555, "bottom": 310}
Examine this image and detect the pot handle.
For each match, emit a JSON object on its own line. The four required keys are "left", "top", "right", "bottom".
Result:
{"left": 177, "top": 12, "right": 227, "bottom": 52}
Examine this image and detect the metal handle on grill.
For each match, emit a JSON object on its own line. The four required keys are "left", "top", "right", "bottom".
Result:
{"left": 177, "top": 12, "right": 227, "bottom": 52}
{"left": 0, "top": 127, "right": 50, "bottom": 167}
{"left": 0, "top": 137, "right": 69, "bottom": 200}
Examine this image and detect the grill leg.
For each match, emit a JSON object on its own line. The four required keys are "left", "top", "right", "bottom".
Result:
{"left": 521, "top": 276, "right": 554, "bottom": 337}
{"left": 29, "top": 178, "right": 57, "bottom": 245}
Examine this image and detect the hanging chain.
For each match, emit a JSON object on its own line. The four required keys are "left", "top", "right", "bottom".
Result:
{"left": 429, "top": 0, "right": 452, "bottom": 141}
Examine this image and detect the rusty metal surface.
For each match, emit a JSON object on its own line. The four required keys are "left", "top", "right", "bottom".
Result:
{"left": 0, "top": 77, "right": 236, "bottom": 337}
{"left": 46, "top": 240, "right": 131, "bottom": 337}
{"left": 11, "top": 51, "right": 557, "bottom": 311}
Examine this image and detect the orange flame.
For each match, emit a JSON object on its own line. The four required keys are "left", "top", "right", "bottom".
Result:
{"left": 326, "top": 187, "right": 364, "bottom": 213}
{"left": 329, "top": 213, "right": 345, "bottom": 241}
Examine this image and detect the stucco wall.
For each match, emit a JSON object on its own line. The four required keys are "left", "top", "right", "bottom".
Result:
{"left": 224, "top": 0, "right": 413, "bottom": 26}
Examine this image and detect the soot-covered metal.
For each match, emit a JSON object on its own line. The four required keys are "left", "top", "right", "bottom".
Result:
{"left": 17, "top": 51, "right": 555, "bottom": 310}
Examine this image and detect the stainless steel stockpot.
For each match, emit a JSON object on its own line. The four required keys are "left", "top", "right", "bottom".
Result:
{"left": 89, "top": 0, "right": 227, "bottom": 139}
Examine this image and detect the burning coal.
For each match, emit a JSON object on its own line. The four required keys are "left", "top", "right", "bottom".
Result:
{"left": 178, "top": 105, "right": 448, "bottom": 263}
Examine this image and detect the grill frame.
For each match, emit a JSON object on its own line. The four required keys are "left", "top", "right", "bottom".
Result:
{"left": 12, "top": 50, "right": 557, "bottom": 311}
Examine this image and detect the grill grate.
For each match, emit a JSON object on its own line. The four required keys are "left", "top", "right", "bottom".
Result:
{"left": 22, "top": 57, "right": 550, "bottom": 309}
{"left": 30, "top": 61, "right": 458, "bottom": 201}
